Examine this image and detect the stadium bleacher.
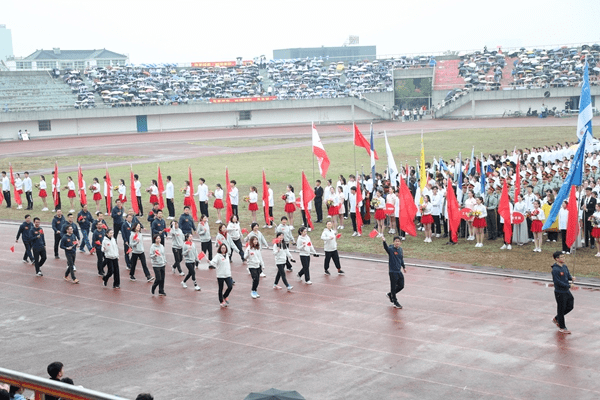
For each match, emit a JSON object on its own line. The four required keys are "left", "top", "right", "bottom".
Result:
{"left": 0, "top": 72, "right": 79, "bottom": 112}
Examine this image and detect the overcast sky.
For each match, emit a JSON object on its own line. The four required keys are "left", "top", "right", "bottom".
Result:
{"left": 3, "top": 0, "right": 600, "bottom": 64}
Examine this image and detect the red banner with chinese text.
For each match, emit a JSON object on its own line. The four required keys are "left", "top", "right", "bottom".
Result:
{"left": 191, "top": 60, "right": 254, "bottom": 68}
{"left": 209, "top": 96, "right": 277, "bottom": 104}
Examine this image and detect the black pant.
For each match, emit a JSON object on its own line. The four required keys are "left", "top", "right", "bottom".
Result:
{"left": 547, "top": 231, "right": 559, "bottom": 241}
{"left": 584, "top": 217, "right": 595, "bottom": 247}
{"left": 184, "top": 262, "right": 196, "bottom": 283}
{"left": 137, "top": 196, "right": 144, "bottom": 216}
{"left": 33, "top": 247, "right": 46, "bottom": 273}
{"left": 65, "top": 252, "right": 77, "bottom": 280}
{"left": 152, "top": 266, "right": 165, "bottom": 294}
{"left": 167, "top": 198, "right": 175, "bottom": 218}
{"left": 26, "top": 191, "right": 33, "bottom": 209}
{"left": 103, "top": 258, "right": 120, "bottom": 287}
{"left": 113, "top": 223, "right": 122, "bottom": 243}
{"left": 554, "top": 291, "right": 574, "bottom": 329}
{"left": 265, "top": 206, "right": 273, "bottom": 226}
{"left": 389, "top": 272, "right": 405, "bottom": 302}
{"left": 218, "top": 277, "right": 233, "bottom": 303}
{"left": 54, "top": 232, "right": 61, "bottom": 257}
{"left": 201, "top": 241, "right": 212, "bottom": 260}
{"left": 433, "top": 215, "right": 441, "bottom": 235}
{"left": 22, "top": 242, "right": 34, "bottom": 262}
{"left": 172, "top": 247, "right": 183, "bottom": 272}
{"left": 231, "top": 238, "right": 245, "bottom": 262}
{"left": 250, "top": 267, "right": 261, "bottom": 291}
{"left": 96, "top": 249, "right": 106, "bottom": 274}
{"left": 231, "top": 204, "right": 238, "bottom": 217}
{"left": 54, "top": 193, "right": 61, "bottom": 211}
{"left": 315, "top": 199, "right": 323, "bottom": 222}
{"left": 199, "top": 201, "right": 208, "bottom": 218}
{"left": 3, "top": 191, "right": 11, "bottom": 207}
{"left": 486, "top": 209, "right": 497, "bottom": 239}
{"left": 123, "top": 243, "right": 131, "bottom": 268}
{"left": 299, "top": 255, "right": 311, "bottom": 282}
{"left": 350, "top": 213, "right": 357, "bottom": 232}
{"left": 301, "top": 210, "right": 308, "bottom": 227}
{"left": 274, "top": 264, "right": 290, "bottom": 287}
{"left": 527, "top": 218, "right": 533, "bottom": 240}
{"left": 324, "top": 250, "right": 341, "bottom": 271}
{"left": 344, "top": 199, "right": 349, "bottom": 218}
{"left": 561, "top": 230, "right": 570, "bottom": 252}
{"left": 130, "top": 252, "right": 151, "bottom": 278}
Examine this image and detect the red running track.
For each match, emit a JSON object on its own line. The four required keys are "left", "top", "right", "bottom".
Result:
{"left": 1, "top": 223, "right": 600, "bottom": 399}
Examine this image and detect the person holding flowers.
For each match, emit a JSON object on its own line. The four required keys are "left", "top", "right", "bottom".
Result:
{"left": 65, "top": 176, "right": 76, "bottom": 212}
{"left": 117, "top": 179, "right": 127, "bottom": 204}
{"left": 420, "top": 195, "right": 434, "bottom": 243}
{"left": 530, "top": 200, "right": 545, "bottom": 252}
{"left": 213, "top": 183, "right": 224, "bottom": 223}
{"left": 182, "top": 180, "right": 193, "bottom": 208}
{"left": 464, "top": 189, "right": 477, "bottom": 240}
{"left": 90, "top": 177, "right": 102, "bottom": 214}
{"left": 247, "top": 186, "right": 258, "bottom": 224}
{"left": 590, "top": 203, "right": 600, "bottom": 256}
{"left": 147, "top": 180, "right": 159, "bottom": 208}
{"left": 283, "top": 185, "right": 297, "bottom": 228}
{"left": 37, "top": 175, "right": 49, "bottom": 211}
{"left": 471, "top": 196, "right": 488, "bottom": 248}
{"left": 326, "top": 186, "right": 339, "bottom": 229}
{"left": 373, "top": 190, "right": 386, "bottom": 237}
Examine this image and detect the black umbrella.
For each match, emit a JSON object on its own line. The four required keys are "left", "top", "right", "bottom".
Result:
{"left": 244, "top": 388, "right": 305, "bottom": 400}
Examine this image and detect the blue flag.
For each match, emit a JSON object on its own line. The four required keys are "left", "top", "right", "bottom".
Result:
{"left": 543, "top": 132, "right": 588, "bottom": 229}
{"left": 457, "top": 153, "right": 463, "bottom": 188}
{"left": 439, "top": 158, "right": 449, "bottom": 172}
{"left": 469, "top": 146, "right": 475, "bottom": 175}
{"left": 479, "top": 156, "right": 486, "bottom": 193}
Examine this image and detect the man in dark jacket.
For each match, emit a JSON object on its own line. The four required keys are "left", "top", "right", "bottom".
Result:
{"left": 77, "top": 204, "right": 94, "bottom": 253}
{"left": 16, "top": 214, "right": 34, "bottom": 264}
{"left": 51, "top": 210, "right": 66, "bottom": 259}
{"left": 551, "top": 251, "right": 574, "bottom": 334}
{"left": 92, "top": 221, "right": 107, "bottom": 276}
{"left": 382, "top": 236, "right": 406, "bottom": 309}
{"left": 31, "top": 217, "right": 46, "bottom": 276}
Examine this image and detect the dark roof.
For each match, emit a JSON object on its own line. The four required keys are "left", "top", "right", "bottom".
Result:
{"left": 24, "top": 49, "right": 127, "bottom": 61}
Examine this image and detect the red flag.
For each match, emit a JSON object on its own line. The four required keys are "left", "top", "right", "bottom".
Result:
{"left": 95, "top": 240, "right": 101, "bottom": 245}
{"left": 336, "top": 233, "right": 342, "bottom": 239}
{"left": 312, "top": 123, "right": 330, "bottom": 178}
{"left": 566, "top": 186, "right": 579, "bottom": 249}
{"left": 272, "top": 238, "right": 281, "bottom": 244}
{"left": 497, "top": 180, "right": 512, "bottom": 245}
{"left": 130, "top": 167, "right": 139, "bottom": 215}
{"left": 10, "top": 245, "right": 15, "bottom": 252}
{"left": 369, "top": 229, "right": 378, "bottom": 238}
{"left": 154, "top": 249, "right": 160, "bottom": 256}
{"left": 52, "top": 162, "right": 59, "bottom": 207}
{"left": 353, "top": 123, "right": 379, "bottom": 160}
{"left": 78, "top": 164, "right": 87, "bottom": 206}
{"left": 9, "top": 164, "right": 22, "bottom": 206}
{"left": 0, "top": 188, "right": 3, "bottom": 205}
{"left": 157, "top": 165, "right": 165, "bottom": 209}
{"left": 241, "top": 228, "right": 248, "bottom": 234}
{"left": 262, "top": 170, "right": 271, "bottom": 225}
{"left": 514, "top": 161, "right": 521, "bottom": 202}
{"left": 476, "top": 157, "right": 481, "bottom": 175}
{"left": 105, "top": 165, "right": 112, "bottom": 214}
{"left": 398, "top": 178, "right": 418, "bottom": 236}
{"left": 446, "top": 178, "right": 461, "bottom": 242}
{"left": 188, "top": 166, "right": 198, "bottom": 221}
{"left": 225, "top": 167, "right": 233, "bottom": 223}
{"left": 126, "top": 247, "right": 133, "bottom": 254}
{"left": 301, "top": 171, "right": 315, "bottom": 230}
{"left": 355, "top": 183, "right": 363, "bottom": 234}
{"left": 198, "top": 252, "right": 205, "bottom": 261}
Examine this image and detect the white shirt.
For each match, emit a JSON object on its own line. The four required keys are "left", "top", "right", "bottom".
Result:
{"left": 348, "top": 191, "right": 362, "bottom": 212}
{"left": 15, "top": 178, "right": 23, "bottom": 191}
{"left": 197, "top": 183, "right": 208, "bottom": 201}
{"left": 165, "top": 181, "right": 174, "bottom": 199}
{"left": 1, "top": 176, "right": 9, "bottom": 191}
{"left": 92, "top": 182, "right": 101, "bottom": 194}
{"left": 286, "top": 191, "right": 296, "bottom": 204}
{"left": 23, "top": 177, "right": 32, "bottom": 192}
{"left": 249, "top": 191, "right": 258, "bottom": 204}
{"left": 558, "top": 208, "right": 569, "bottom": 230}
{"left": 134, "top": 180, "right": 141, "bottom": 196}
{"left": 39, "top": 180, "right": 47, "bottom": 190}
{"left": 118, "top": 184, "right": 127, "bottom": 197}
{"left": 52, "top": 178, "right": 61, "bottom": 192}
{"left": 230, "top": 187, "right": 239, "bottom": 205}
{"left": 214, "top": 187, "right": 223, "bottom": 200}
{"left": 67, "top": 181, "right": 75, "bottom": 191}
{"left": 268, "top": 188, "right": 274, "bottom": 207}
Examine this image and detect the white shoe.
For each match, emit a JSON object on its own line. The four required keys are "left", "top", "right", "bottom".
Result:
{"left": 263, "top": 225, "right": 269, "bottom": 228}
{"left": 52, "top": 210, "right": 56, "bottom": 212}
{"left": 181, "top": 281, "right": 188, "bottom": 288}
{"left": 194, "top": 285, "right": 201, "bottom": 291}
{"left": 273, "top": 284, "right": 282, "bottom": 289}
{"left": 401, "top": 237, "right": 405, "bottom": 241}
{"left": 305, "top": 280, "right": 312, "bottom": 285}
{"left": 352, "top": 232, "right": 358, "bottom": 237}
{"left": 215, "top": 220, "right": 222, "bottom": 224}
{"left": 506, "top": 245, "right": 512, "bottom": 250}
{"left": 42, "top": 207, "right": 48, "bottom": 211}
{"left": 17, "top": 205, "right": 22, "bottom": 209}
{"left": 179, "top": 271, "right": 185, "bottom": 276}
{"left": 436, "top": 234, "right": 441, "bottom": 238}
{"left": 308, "top": 228, "right": 312, "bottom": 232}
{"left": 357, "top": 233, "right": 361, "bottom": 237}
{"left": 290, "top": 226, "right": 294, "bottom": 229}
{"left": 260, "top": 272, "right": 266, "bottom": 277}
{"left": 69, "top": 209, "right": 75, "bottom": 213}
{"left": 500, "top": 244, "right": 507, "bottom": 250}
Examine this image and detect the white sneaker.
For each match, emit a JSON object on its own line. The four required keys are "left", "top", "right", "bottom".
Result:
{"left": 172, "top": 267, "right": 176, "bottom": 274}
{"left": 500, "top": 244, "right": 507, "bottom": 250}
{"left": 194, "top": 285, "right": 201, "bottom": 291}
{"left": 273, "top": 284, "right": 282, "bottom": 289}
{"left": 260, "top": 272, "right": 266, "bottom": 277}
{"left": 215, "top": 220, "right": 222, "bottom": 224}
{"left": 287, "top": 285, "right": 293, "bottom": 291}
{"left": 181, "top": 281, "right": 187, "bottom": 288}
{"left": 17, "top": 205, "right": 23, "bottom": 209}
{"left": 401, "top": 237, "right": 405, "bottom": 241}
{"left": 308, "top": 228, "right": 312, "bottom": 232}
{"left": 263, "top": 225, "right": 269, "bottom": 228}
{"left": 507, "top": 245, "right": 512, "bottom": 250}
{"left": 305, "top": 280, "right": 312, "bottom": 285}
{"left": 42, "top": 207, "right": 48, "bottom": 211}
{"left": 352, "top": 232, "right": 358, "bottom": 237}
{"left": 179, "top": 271, "right": 185, "bottom": 276}
{"left": 436, "top": 234, "right": 441, "bottom": 238}
{"left": 69, "top": 209, "right": 75, "bottom": 213}
{"left": 357, "top": 233, "right": 361, "bottom": 237}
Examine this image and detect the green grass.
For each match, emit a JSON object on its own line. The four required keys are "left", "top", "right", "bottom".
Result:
{"left": 0, "top": 155, "right": 146, "bottom": 173}
{"left": 188, "top": 138, "right": 307, "bottom": 148}
{"left": 3, "top": 125, "right": 598, "bottom": 276}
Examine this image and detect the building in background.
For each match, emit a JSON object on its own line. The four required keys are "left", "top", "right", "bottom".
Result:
{"left": 0, "top": 25, "right": 14, "bottom": 61}
{"left": 273, "top": 45, "right": 376, "bottom": 62}
{"left": 5, "top": 48, "right": 128, "bottom": 71}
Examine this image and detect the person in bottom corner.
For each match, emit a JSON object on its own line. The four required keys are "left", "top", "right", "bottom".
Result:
{"left": 321, "top": 220, "right": 344, "bottom": 275}
{"left": 244, "top": 236, "right": 264, "bottom": 299}
{"left": 150, "top": 234, "right": 167, "bottom": 296}
{"left": 551, "top": 251, "right": 574, "bottom": 334}
{"left": 296, "top": 226, "right": 318, "bottom": 285}
{"left": 101, "top": 229, "right": 120, "bottom": 289}
{"left": 272, "top": 232, "right": 293, "bottom": 291}
{"left": 210, "top": 243, "right": 233, "bottom": 307}
{"left": 382, "top": 235, "right": 406, "bottom": 309}
{"left": 181, "top": 233, "right": 201, "bottom": 291}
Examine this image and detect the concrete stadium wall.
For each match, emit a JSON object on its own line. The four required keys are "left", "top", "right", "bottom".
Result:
{"left": 0, "top": 94, "right": 393, "bottom": 141}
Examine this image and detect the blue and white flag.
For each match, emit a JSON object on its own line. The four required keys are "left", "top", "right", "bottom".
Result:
{"left": 479, "top": 154, "right": 486, "bottom": 193}
{"left": 577, "top": 62, "right": 593, "bottom": 147}
{"left": 469, "top": 146, "right": 475, "bottom": 175}
{"left": 457, "top": 153, "right": 463, "bottom": 188}
{"left": 370, "top": 123, "right": 376, "bottom": 181}
{"left": 383, "top": 131, "right": 398, "bottom": 188}
{"left": 439, "top": 158, "right": 449, "bottom": 172}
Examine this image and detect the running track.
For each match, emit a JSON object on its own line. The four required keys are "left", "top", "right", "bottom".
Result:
{"left": 1, "top": 223, "right": 600, "bottom": 399}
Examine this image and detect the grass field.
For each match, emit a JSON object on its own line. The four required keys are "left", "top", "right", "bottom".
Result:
{"left": 3, "top": 125, "right": 598, "bottom": 277}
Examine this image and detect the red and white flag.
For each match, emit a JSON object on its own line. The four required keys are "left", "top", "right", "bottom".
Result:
{"left": 301, "top": 171, "right": 315, "bottom": 230}
{"left": 312, "top": 123, "right": 330, "bottom": 178}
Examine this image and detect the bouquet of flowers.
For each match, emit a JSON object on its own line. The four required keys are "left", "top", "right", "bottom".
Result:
{"left": 281, "top": 194, "right": 288, "bottom": 201}
{"left": 180, "top": 188, "right": 187, "bottom": 194}
{"left": 371, "top": 198, "right": 380, "bottom": 208}
{"left": 326, "top": 199, "right": 334, "bottom": 207}
{"left": 113, "top": 185, "right": 119, "bottom": 190}
{"left": 589, "top": 216, "right": 600, "bottom": 227}
{"left": 468, "top": 210, "right": 481, "bottom": 218}
{"left": 243, "top": 196, "right": 250, "bottom": 202}
{"left": 34, "top": 183, "right": 40, "bottom": 188}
